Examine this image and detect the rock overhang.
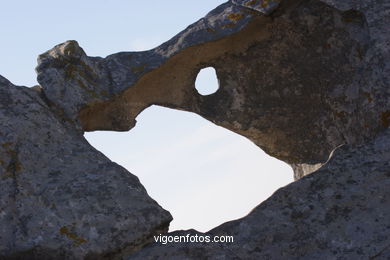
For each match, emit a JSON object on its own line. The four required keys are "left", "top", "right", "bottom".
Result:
{"left": 36, "top": 0, "right": 384, "bottom": 170}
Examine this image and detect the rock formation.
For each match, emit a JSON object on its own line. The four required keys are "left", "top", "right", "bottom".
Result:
{"left": 0, "top": 0, "right": 389, "bottom": 259}
{"left": 0, "top": 76, "right": 172, "bottom": 259}
{"left": 130, "top": 129, "right": 390, "bottom": 259}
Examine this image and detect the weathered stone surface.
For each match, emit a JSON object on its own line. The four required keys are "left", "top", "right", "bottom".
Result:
{"left": 0, "top": 75, "right": 171, "bottom": 259}
{"left": 129, "top": 129, "right": 390, "bottom": 260}
{"left": 1, "top": 0, "right": 389, "bottom": 258}
{"left": 36, "top": 1, "right": 260, "bottom": 130}
{"left": 233, "top": 0, "right": 281, "bottom": 14}
{"left": 36, "top": 0, "right": 390, "bottom": 178}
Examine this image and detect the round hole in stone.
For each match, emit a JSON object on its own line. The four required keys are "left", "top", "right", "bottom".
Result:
{"left": 195, "top": 67, "right": 219, "bottom": 96}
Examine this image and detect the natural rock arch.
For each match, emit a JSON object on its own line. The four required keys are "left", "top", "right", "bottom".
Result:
{"left": 36, "top": 0, "right": 383, "bottom": 179}
{"left": 1, "top": 0, "right": 389, "bottom": 259}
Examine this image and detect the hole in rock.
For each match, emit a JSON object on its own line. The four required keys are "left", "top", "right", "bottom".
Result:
{"left": 195, "top": 67, "right": 219, "bottom": 96}
{"left": 85, "top": 106, "right": 293, "bottom": 232}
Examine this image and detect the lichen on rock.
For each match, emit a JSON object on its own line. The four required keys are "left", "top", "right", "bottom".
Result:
{"left": 0, "top": 75, "right": 172, "bottom": 259}
{"left": 1, "top": 0, "right": 389, "bottom": 258}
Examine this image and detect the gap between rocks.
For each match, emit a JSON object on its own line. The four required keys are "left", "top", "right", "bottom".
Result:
{"left": 85, "top": 105, "right": 293, "bottom": 232}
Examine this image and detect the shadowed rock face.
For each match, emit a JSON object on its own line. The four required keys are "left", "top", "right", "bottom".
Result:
{"left": 0, "top": 76, "right": 172, "bottom": 259}
{"left": 1, "top": 0, "right": 389, "bottom": 259}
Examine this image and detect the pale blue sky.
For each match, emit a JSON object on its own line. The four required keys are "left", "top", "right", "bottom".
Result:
{"left": 1, "top": 0, "right": 293, "bottom": 232}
